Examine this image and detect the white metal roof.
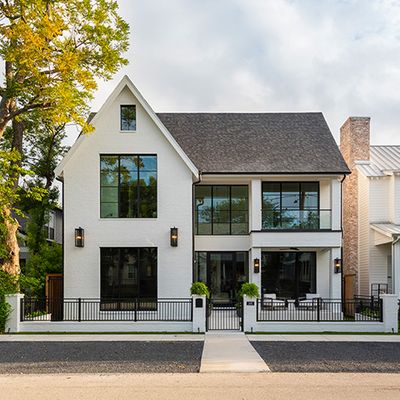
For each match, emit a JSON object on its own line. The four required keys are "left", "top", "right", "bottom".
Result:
{"left": 371, "top": 223, "right": 400, "bottom": 237}
{"left": 356, "top": 146, "right": 400, "bottom": 177}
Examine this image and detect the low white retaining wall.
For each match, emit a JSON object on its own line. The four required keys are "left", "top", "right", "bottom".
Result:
{"left": 243, "top": 294, "right": 399, "bottom": 334}
{"left": 5, "top": 294, "right": 207, "bottom": 334}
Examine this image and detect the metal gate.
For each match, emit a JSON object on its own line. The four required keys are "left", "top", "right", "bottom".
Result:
{"left": 206, "top": 299, "right": 242, "bottom": 331}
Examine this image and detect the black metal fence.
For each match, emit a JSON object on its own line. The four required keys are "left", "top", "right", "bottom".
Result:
{"left": 21, "top": 298, "right": 193, "bottom": 322}
{"left": 257, "top": 297, "right": 383, "bottom": 322}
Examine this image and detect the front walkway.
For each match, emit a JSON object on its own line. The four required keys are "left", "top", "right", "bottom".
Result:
{"left": 200, "top": 332, "right": 269, "bottom": 373}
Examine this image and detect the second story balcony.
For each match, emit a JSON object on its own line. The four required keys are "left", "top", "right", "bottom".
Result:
{"left": 262, "top": 208, "right": 332, "bottom": 230}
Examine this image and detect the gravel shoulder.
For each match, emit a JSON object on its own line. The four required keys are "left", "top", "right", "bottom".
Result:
{"left": 0, "top": 341, "right": 203, "bottom": 374}
{"left": 251, "top": 341, "right": 400, "bottom": 372}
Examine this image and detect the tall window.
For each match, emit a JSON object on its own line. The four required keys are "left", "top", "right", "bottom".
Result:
{"left": 262, "top": 182, "right": 320, "bottom": 229}
{"left": 120, "top": 105, "right": 136, "bottom": 131}
{"left": 261, "top": 252, "right": 316, "bottom": 299}
{"left": 100, "top": 155, "right": 157, "bottom": 218}
{"left": 195, "top": 185, "right": 248, "bottom": 235}
{"left": 101, "top": 247, "right": 157, "bottom": 301}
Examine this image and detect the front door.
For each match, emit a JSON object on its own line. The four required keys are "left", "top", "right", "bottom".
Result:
{"left": 195, "top": 251, "right": 248, "bottom": 301}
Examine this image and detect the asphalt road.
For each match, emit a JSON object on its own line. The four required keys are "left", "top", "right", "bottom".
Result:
{"left": 0, "top": 341, "right": 203, "bottom": 374}
{"left": 1, "top": 373, "right": 400, "bottom": 400}
{"left": 251, "top": 341, "right": 400, "bottom": 372}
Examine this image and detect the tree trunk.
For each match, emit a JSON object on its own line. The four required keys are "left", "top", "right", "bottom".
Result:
{"left": 1, "top": 206, "right": 20, "bottom": 277}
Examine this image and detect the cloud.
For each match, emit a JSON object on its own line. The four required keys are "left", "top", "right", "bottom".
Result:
{"left": 74, "top": 0, "right": 400, "bottom": 146}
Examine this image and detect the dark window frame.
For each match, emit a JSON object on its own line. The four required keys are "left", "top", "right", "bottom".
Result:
{"left": 195, "top": 185, "right": 249, "bottom": 235}
{"left": 261, "top": 181, "right": 325, "bottom": 230}
{"left": 120, "top": 104, "right": 137, "bottom": 131}
{"left": 100, "top": 154, "right": 157, "bottom": 219}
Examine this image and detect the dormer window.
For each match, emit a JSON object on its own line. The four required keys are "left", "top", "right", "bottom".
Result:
{"left": 120, "top": 105, "right": 136, "bottom": 131}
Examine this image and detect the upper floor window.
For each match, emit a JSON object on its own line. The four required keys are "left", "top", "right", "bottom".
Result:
{"left": 262, "top": 182, "right": 325, "bottom": 230}
{"left": 120, "top": 105, "right": 136, "bottom": 131}
{"left": 195, "top": 185, "right": 248, "bottom": 235}
{"left": 100, "top": 155, "right": 157, "bottom": 218}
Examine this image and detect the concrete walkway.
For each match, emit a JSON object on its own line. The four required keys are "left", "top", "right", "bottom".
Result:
{"left": 200, "top": 332, "right": 269, "bottom": 373}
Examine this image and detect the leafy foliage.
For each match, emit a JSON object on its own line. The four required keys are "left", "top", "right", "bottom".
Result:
{"left": 190, "top": 282, "right": 210, "bottom": 298}
{"left": 0, "top": 270, "right": 17, "bottom": 332}
{"left": 238, "top": 283, "right": 260, "bottom": 298}
{"left": 0, "top": 0, "right": 130, "bottom": 136}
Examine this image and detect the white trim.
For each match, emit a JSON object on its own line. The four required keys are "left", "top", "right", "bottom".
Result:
{"left": 55, "top": 75, "right": 199, "bottom": 179}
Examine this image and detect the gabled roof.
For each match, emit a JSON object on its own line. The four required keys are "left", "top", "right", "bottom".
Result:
{"left": 371, "top": 223, "right": 400, "bottom": 237}
{"left": 157, "top": 112, "right": 349, "bottom": 174}
{"left": 55, "top": 76, "right": 199, "bottom": 178}
{"left": 356, "top": 146, "right": 400, "bottom": 177}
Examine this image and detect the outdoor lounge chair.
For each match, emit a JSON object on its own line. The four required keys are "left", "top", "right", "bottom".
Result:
{"left": 262, "top": 293, "right": 286, "bottom": 309}
{"left": 298, "top": 293, "right": 321, "bottom": 309}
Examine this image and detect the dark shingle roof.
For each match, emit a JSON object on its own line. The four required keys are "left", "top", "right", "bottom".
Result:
{"left": 157, "top": 112, "right": 349, "bottom": 174}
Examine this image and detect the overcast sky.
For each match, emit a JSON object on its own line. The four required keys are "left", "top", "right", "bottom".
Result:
{"left": 67, "top": 0, "right": 400, "bottom": 146}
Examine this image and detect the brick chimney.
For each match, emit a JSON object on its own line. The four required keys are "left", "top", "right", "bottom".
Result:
{"left": 340, "top": 117, "right": 370, "bottom": 295}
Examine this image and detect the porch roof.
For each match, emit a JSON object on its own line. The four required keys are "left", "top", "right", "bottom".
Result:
{"left": 371, "top": 223, "right": 400, "bottom": 238}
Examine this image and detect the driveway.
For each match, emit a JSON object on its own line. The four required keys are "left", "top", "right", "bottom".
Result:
{"left": 0, "top": 341, "right": 203, "bottom": 374}
{"left": 251, "top": 341, "right": 400, "bottom": 372}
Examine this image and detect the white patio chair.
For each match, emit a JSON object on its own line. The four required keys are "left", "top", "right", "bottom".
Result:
{"left": 298, "top": 293, "right": 321, "bottom": 309}
{"left": 262, "top": 293, "right": 286, "bottom": 309}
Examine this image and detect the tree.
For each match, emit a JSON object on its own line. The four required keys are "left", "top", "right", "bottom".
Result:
{"left": 0, "top": 0, "right": 129, "bottom": 276}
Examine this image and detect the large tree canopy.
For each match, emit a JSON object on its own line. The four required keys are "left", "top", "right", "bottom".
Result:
{"left": 0, "top": 0, "right": 129, "bottom": 138}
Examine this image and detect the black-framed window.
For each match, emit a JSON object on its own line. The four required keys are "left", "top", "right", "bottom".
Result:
{"left": 120, "top": 105, "right": 136, "bottom": 131}
{"left": 261, "top": 252, "right": 316, "bottom": 299}
{"left": 262, "top": 182, "right": 320, "bottom": 229}
{"left": 100, "top": 155, "right": 157, "bottom": 218}
{"left": 101, "top": 247, "right": 157, "bottom": 302}
{"left": 195, "top": 185, "right": 248, "bottom": 235}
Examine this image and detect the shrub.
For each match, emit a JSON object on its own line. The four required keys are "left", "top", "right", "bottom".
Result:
{"left": 0, "top": 271, "right": 18, "bottom": 333}
{"left": 190, "top": 282, "right": 210, "bottom": 298}
{"left": 238, "top": 282, "right": 260, "bottom": 298}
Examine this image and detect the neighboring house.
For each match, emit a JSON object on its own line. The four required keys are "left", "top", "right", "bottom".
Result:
{"left": 54, "top": 76, "right": 349, "bottom": 305}
{"left": 341, "top": 117, "right": 400, "bottom": 297}
{"left": 18, "top": 207, "right": 63, "bottom": 268}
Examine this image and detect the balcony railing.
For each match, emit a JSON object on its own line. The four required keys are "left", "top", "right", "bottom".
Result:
{"left": 262, "top": 209, "right": 331, "bottom": 230}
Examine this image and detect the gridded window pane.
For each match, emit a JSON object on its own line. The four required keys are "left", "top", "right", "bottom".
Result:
{"left": 100, "top": 202, "right": 118, "bottom": 218}
{"left": 100, "top": 155, "right": 157, "bottom": 218}
{"left": 120, "top": 105, "right": 136, "bottom": 131}
{"left": 231, "top": 211, "right": 248, "bottom": 234}
{"left": 195, "top": 186, "right": 212, "bottom": 234}
{"left": 301, "top": 182, "right": 318, "bottom": 209}
{"left": 282, "top": 183, "right": 300, "bottom": 209}
{"left": 262, "top": 182, "right": 280, "bottom": 210}
{"left": 231, "top": 186, "right": 248, "bottom": 211}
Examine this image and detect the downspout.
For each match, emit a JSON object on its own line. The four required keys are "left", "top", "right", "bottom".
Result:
{"left": 392, "top": 234, "right": 400, "bottom": 296}
{"left": 192, "top": 172, "right": 202, "bottom": 284}
{"left": 340, "top": 174, "right": 348, "bottom": 302}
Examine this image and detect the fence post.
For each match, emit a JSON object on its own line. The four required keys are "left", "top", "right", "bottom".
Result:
{"left": 317, "top": 297, "right": 321, "bottom": 322}
{"left": 242, "top": 295, "right": 257, "bottom": 333}
{"left": 4, "top": 293, "right": 24, "bottom": 333}
{"left": 78, "top": 298, "right": 82, "bottom": 322}
{"left": 192, "top": 295, "right": 206, "bottom": 333}
{"left": 134, "top": 298, "right": 138, "bottom": 322}
{"left": 381, "top": 294, "right": 398, "bottom": 333}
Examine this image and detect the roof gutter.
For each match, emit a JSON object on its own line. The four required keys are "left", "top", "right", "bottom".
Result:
{"left": 200, "top": 171, "right": 351, "bottom": 176}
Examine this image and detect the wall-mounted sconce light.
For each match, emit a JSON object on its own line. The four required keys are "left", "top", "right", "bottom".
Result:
{"left": 334, "top": 258, "right": 342, "bottom": 274}
{"left": 75, "top": 227, "right": 84, "bottom": 247}
{"left": 170, "top": 227, "right": 178, "bottom": 247}
{"left": 254, "top": 258, "right": 260, "bottom": 273}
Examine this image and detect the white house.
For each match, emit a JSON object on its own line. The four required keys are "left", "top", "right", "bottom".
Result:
{"left": 55, "top": 76, "right": 349, "bottom": 306}
{"left": 341, "top": 117, "right": 400, "bottom": 298}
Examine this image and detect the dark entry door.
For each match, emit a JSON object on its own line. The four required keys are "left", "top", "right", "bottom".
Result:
{"left": 195, "top": 251, "right": 248, "bottom": 301}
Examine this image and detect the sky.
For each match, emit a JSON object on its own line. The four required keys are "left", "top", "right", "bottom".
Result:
{"left": 67, "top": 0, "right": 400, "bottom": 146}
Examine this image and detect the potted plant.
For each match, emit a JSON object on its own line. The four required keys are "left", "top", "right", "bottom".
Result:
{"left": 190, "top": 282, "right": 210, "bottom": 298}
{"left": 236, "top": 283, "right": 260, "bottom": 316}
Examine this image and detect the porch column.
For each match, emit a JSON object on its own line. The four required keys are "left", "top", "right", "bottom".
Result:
{"left": 249, "top": 247, "right": 262, "bottom": 291}
{"left": 331, "top": 178, "right": 341, "bottom": 231}
{"left": 330, "top": 247, "right": 342, "bottom": 298}
{"left": 250, "top": 179, "right": 262, "bottom": 231}
{"left": 393, "top": 239, "right": 400, "bottom": 298}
